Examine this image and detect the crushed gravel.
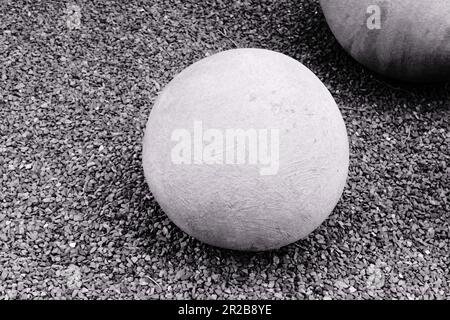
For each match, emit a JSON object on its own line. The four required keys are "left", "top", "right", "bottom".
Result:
{"left": 0, "top": 0, "right": 449, "bottom": 300}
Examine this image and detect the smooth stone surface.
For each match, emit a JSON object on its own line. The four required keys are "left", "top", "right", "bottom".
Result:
{"left": 320, "top": 0, "right": 450, "bottom": 82}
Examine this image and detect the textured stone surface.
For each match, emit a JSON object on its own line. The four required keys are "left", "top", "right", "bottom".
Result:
{"left": 143, "top": 48, "right": 349, "bottom": 251}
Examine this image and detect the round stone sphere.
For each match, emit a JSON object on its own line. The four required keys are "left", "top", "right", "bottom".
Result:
{"left": 142, "top": 48, "right": 349, "bottom": 251}
{"left": 320, "top": 0, "right": 450, "bottom": 82}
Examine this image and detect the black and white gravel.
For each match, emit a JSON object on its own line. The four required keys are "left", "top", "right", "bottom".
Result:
{"left": 0, "top": 0, "right": 449, "bottom": 300}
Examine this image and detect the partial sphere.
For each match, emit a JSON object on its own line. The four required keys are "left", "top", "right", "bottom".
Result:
{"left": 320, "top": 0, "right": 450, "bottom": 82}
{"left": 143, "top": 49, "right": 349, "bottom": 251}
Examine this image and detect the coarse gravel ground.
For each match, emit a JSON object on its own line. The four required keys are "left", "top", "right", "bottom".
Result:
{"left": 0, "top": 0, "right": 449, "bottom": 300}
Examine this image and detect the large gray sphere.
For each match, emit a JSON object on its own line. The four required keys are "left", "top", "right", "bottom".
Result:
{"left": 143, "top": 49, "right": 349, "bottom": 251}
{"left": 320, "top": 0, "right": 450, "bottom": 82}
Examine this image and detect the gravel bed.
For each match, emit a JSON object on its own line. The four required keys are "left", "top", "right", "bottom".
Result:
{"left": 0, "top": 0, "right": 449, "bottom": 299}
